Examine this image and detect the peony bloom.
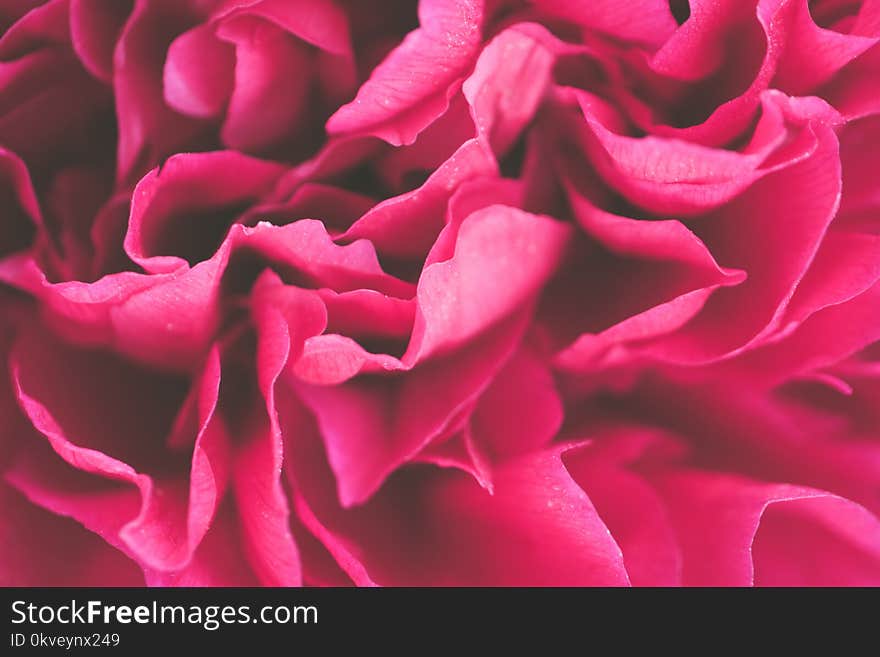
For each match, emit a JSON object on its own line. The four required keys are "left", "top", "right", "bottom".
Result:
{"left": 1, "top": 0, "right": 879, "bottom": 586}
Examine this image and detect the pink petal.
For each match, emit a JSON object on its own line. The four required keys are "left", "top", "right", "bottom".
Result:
{"left": 229, "top": 272, "right": 327, "bottom": 586}
{"left": 535, "top": 0, "right": 677, "bottom": 49}
{"left": 774, "top": 0, "right": 878, "bottom": 94}
{"left": 0, "top": 482, "right": 144, "bottom": 586}
{"left": 293, "top": 288, "right": 413, "bottom": 383}
{"left": 838, "top": 115, "right": 880, "bottom": 216}
{"left": 282, "top": 408, "right": 380, "bottom": 586}
{"left": 639, "top": 97, "right": 844, "bottom": 363}
{"left": 125, "top": 150, "right": 286, "bottom": 272}
{"left": 405, "top": 445, "right": 629, "bottom": 585}
{"left": 6, "top": 197, "right": 411, "bottom": 374}
{"left": 570, "top": 90, "right": 839, "bottom": 216}
{"left": 373, "top": 92, "right": 477, "bottom": 190}
{"left": 547, "top": 172, "right": 746, "bottom": 371}
{"left": 651, "top": 0, "right": 770, "bottom": 79}
{"left": 634, "top": 379, "right": 880, "bottom": 520}
{"left": 470, "top": 345, "right": 563, "bottom": 461}
{"left": 9, "top": 327, "right": 230, "bottom": 572}
{"left": 320, "top": 288, "right": 414, "bottom": 342}
{"left": 853, "top": 0, "right": 880, "bottom": 35}
{"left": 752, "top": 495, "right": 880, "bottom": 585}
{"left": 5, "top": 259, "right": 226, "bottom": 371}
{"left": 406, "top": 204, "right": 571, "bottom": 363}
{"left": 39, "top": 168, "right": 114, "bottom": 282}
{"left": 113, "top": 0, "right": 210, "bottom": 183}
{"left": 239, "top": 219, "right": 415, "bottom": 297}
{"left": 564, "top": 430, "right": 683, "bottom": 586}
{"left": 0, "top": 147, "right": 42, "bottom": 261}
{"left": 564, "top": 164, "right": 749, "bottom": 278}
{"left": 785, "top": 231, "right": 880, "bottom": 324}
{"left": 462, "top": 24, "right": 556, "bottom": 156}
{"left": 292, "top": 310, "right": 529, "bottom": 506}
{"left": 144, "top": 500, "right": 260, "bottom": 586}
{"left": 819, "top": 42, "right": 880, "bottom": 120}
{"left": 271, "top": 135, "right": 381, "bottom": 202}
{"left": 217, "top": 0, "right": 353, "bottom": 56}
{"left": 286, "top": 426, "right": 630, "bottom": 586}
{"left": 647, "top": 468, "right": 867, "bottom": 585}
{"left": 270, "top": 182, "right": 376, "bottom": 234}
{"left": 326, "top": 0, "right": 484, "bottom": 145}
{"left": 0, "top": 48, "right": 111, "bottom": 171}
{"left": 713, "top": 280, "right": 880, "bottom": 389}
{"left": 70, "top": 0, "right": 133, "bottom": 83}
{"left": 292, "top": 333, "right": 404, "bottom": 385}
{"left": 343, "top": 138, "right": 497, "bottom": 260}
{"left": 554, "top": 288, "right": 729, "bottom": 375}
{"left": 89, "top": 192, "right": 135, "bottom": 279}
{"left": 0, "top": 0, "right": 69, "bottom": 58}
{"left": 216, "top": 17, "right": 312, "bottom": 153}
{"left": 289, "top": 505, "right": 357, "bottom": 587}
{"left": 230, "top": 410, "right": 302, "bottom": 586}
{"left": 413, "top": 426, "right": 494, "bottom": 492}
{"left": 430, "top": 176, "right": 527, "bottom": 265}
{"left": 164, "top": 23, "right": 235, "bottom": 120}
{"left": 642, "top": 0, "right": 789, "bottom": 146}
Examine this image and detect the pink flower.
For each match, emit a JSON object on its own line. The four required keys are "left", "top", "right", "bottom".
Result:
{"left": 1, "top": 0, "right": 879, "bottom": 586}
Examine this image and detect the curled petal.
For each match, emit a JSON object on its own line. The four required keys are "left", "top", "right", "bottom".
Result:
{"left": 9, "top": 329, "right": 230, "bottom": 573}
{"left": 406, "top": 204, "right": 571, "bottom": 363}
{"left": 326, "top": 0, "right": 485, "bottom": 145}
{"left": 286, "top": 425, "right": 630, "bottom": 586}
